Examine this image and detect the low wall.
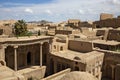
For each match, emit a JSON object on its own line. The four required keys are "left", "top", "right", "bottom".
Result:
{"left": 55, "top": 30, "right": 72, "bottom": 35}
{"left": 94, "top": 48, "right": 120, "bottom": 55}
{"left": 42, "top": 68, "right": 71, "bottom": 80}
{"left": 18, "top": 66, "right": 46, "bottom": 80}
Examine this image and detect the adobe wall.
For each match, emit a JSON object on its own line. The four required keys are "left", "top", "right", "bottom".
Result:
{"left": 0, "top": 25, "right": 13, "bottom": 35}
{"left": 21, "top": 66, "right": 46, "bottom": 80}
{"left": 42, "top": 68, "right": 71, "bottom": 80}
{"left": 94, "top": 49, "right": 120, "bottom": 80}
{"left": 0, "top": 29, "right": 3, "bottom": 35}
{"left": 94, "top": 43, "right": 110, "bottom": 50}
{"left": 0, "top": 45, "right": 6, "bottom": 61}
{"left": 100, "top": 13, "right": 113, "bottom": 20}
{"left": 72, "top": 30, "right": 80, "bottom": 34}
{"left": 55, "top": 30, "right": 72, "bottom": 35}
{"left": 107, "top": 29, "right": 120, "bottom": 41}
{"left": 95, "top": 49, "right": 120, "bottom": 64}
{"left": 95, "top": 29, "right": 120, "bottom": 41}
{"left": 0, "top": 36, "right": 51, "bottom": 70}
{"left": 68, "top": 19, "right": 80, "bottom": 27}
{"left": 115, "top": 64, "right": 120, "bottom": 80}
{"left": 68, "top": 40, "right": 92, "bottom": 53}
{"left": 86, "top": 52, "right": 104, "bottom": 80}
{"left": 93, "top": 18, "right": 120, "bottom": 28}
{"left": 56, "top": 39, "right": 66, "bottom": 43}
{"left": 49, "top": 54, "right": 86, "bottom": 73}
{"left": 5, "top": 44, "right": 40, "bottom": 70}
{"left": 82, "top": 28, "right": 96, "bottom": 37}
{"left": 96, "top": 30, "right": 105, "bottom": 36}
{"left": 79, "top": 22, "right": 92, "bottom": 28}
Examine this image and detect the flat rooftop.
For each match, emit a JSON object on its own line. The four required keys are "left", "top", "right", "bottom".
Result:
{"left": 0, "top": 66, "right": 23, "bottom": 80}
{"left": 17, "top": 66, "right": 45, "bottom": 75}
{"left": 92, "top": 40, "right": 120, "bottom": 46}
{"left": 0, "top": 36, "right": 52, "bottom": 43}
{"left": 52, "top": 50, "right": 104, "bottom": 63}
{"left": 53, "top": 42, "right": 66, "bottom": 45}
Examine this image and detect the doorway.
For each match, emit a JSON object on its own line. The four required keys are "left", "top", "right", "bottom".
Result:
{"left": 27, "top": 52, "right": 31, "bottom": 65}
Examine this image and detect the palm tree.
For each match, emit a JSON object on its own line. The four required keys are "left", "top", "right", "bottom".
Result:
{"left": 14, "top": 20, "right": 27, "bottom": 36}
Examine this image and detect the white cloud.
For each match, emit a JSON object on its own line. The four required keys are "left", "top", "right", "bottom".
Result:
{"left": 0, "top": 0, "right": 120, "bottom": 21}
{"left": 3, "top": 8, "right": 11, "bottom": 12}
{"left": 112, "top": 0, "right": 120, "bottom": 4}
{"left": 78, "top": 9, "right": 85, "bottom": 14}
{"left": 24, "top": 8, "right": 33, "bottom": 13}
{"left": 45, "top": 10, "right": 52, "bottom": 15}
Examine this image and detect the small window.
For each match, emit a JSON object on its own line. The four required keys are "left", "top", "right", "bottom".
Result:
{"left": 60, "top": 46, "right": 63, "bottom": 51}
{"left": 54, "top": 45, "right": 56, "bottom": 49}
{"left": 75, "top": 62, "right": 78, "bottom": 65}
{"left": 92, "top": 69, "right": 95, "bottom": 75}
{"left": 89, "top": 71, "right": 91, "bottom": 73}
{"left": 75, "top": 66, "right": 79, "bottom": 71}
{"left": 75, "top": 36, "right": 80, "bottom": 38}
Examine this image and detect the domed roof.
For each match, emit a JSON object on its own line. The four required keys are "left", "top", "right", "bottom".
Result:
{"left": 60, "top": 71, "right": 98, "bottom": 80}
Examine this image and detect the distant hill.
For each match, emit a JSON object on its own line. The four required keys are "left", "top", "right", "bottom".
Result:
{"left": 27, "top": 20, "right": 52, "bottom": 24}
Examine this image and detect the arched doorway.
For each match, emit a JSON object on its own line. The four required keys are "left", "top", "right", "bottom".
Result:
{"left": 27, "top": 52, "right": 31, "bottom": 65}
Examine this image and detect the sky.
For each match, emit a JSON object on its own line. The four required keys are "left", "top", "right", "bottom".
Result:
{"left": 0, "top": 0, "right": 120, "bottom": 22}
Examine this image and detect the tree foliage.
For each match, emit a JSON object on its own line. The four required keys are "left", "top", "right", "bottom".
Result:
{"left": 14, "top": 20, "right": 28, "bottom": 36}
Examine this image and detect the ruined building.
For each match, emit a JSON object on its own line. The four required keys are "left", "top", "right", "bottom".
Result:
{"left": 100, "top": 13, "right": 113, "bottom": 20}
{"left": 93, "top": 13, "right": 120, "bottom": 28}
{"left": 0, "top": 36, "right": 53, "bottom": 80}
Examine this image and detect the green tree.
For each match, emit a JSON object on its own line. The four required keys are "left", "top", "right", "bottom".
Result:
{"left": 14, "top": 20, "right": 28, "bottom": 36}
